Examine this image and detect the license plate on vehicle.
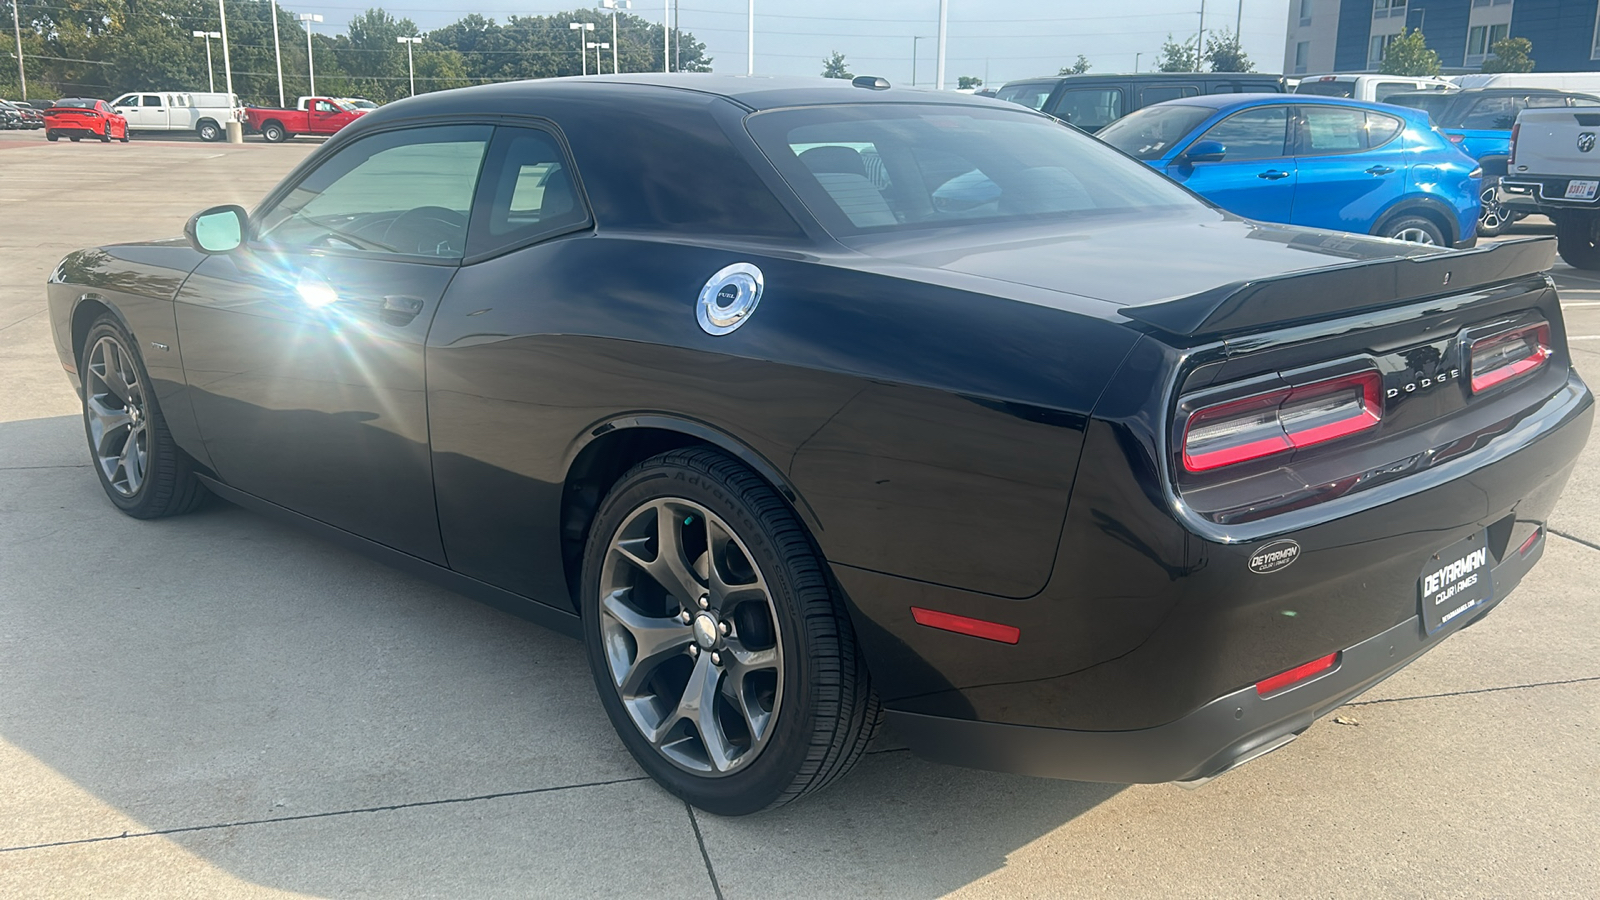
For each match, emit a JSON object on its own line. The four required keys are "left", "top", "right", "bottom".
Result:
{"left": 1419, "top": 531, "right": 1493, "bottom": 635}
{"left": 1565, "top": 180, "right": 1598, "bottom": 200}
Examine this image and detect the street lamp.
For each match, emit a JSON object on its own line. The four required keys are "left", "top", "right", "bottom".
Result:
{"left": 299, "top": 13, "right": 323, "bottom": 97}
{"left": 193, "top": 31, "right": 222, "bottom": 92}
{"left": 257, "top": 0, "right": 286, "bottom": 108}
{"left": 587, "top": 41, "right": 610, "bottom": 75}
{"left": 747, "top": 0, "right": 754, "bottom": 75}
{"left": 569, "top": 21, "right": 595, "bottom": 76}
{"left": 599, "top": 0, "right": 630, "bottom": 75}
{"left": 216, "top": 0, "right": 234, "bottom": 100}
{"left": 911, "top": 35, "right": 930, "bottom": 86}
{"left": 10, "top": 0, "right": 25, "bottom": 100}
{"left": 397, "top": 36, "right": 421, "bottom": 97}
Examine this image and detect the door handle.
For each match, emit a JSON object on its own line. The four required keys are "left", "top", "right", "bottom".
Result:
{"left": 1365, "top": 165, "right": 1395, "bottom": 175}
{"left": 1258, "top": 170, "right": 1291, "bottom": 180}
{"left": 381, "top": 295, "right": 426, "bottom": 325}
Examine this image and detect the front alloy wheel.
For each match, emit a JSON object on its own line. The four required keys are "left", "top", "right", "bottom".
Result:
{"left": 582, "top": 449, "right": 879, "bottom": 815}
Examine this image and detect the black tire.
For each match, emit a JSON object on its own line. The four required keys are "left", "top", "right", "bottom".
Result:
{"left": 196, "top": 120, "right": 221, "bottom": 142}
{"left": 79, "top": 316, "right": 208, "bottom": 518}
{"left": 1380, "top": 213, "right": 1445, "bottom": 246}
{"left": 261, "top": 122, "right": 286, "bottom": 143}
{"left": 1557, "top": 213, "right": 1600, "bottom": 270}
{"left": 45, "top": 130, "right": 58, "bottom": 142}
{"left": 99, "top": 127, "right": 110, "bottom": 143}
{"left": 581, "top": 448, "right": 879, "bottom": 816}
{"left": 69, "top": 135, "right": 80, "bottom": 142}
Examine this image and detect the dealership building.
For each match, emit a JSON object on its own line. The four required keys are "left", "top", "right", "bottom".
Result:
{"left": 1285, "top": 0, "right": 1600, "bottom": 74}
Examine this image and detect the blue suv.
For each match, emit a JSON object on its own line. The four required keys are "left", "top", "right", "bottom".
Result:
{"left": 1096, "top": 94, "right": 1481, "bottom": 247}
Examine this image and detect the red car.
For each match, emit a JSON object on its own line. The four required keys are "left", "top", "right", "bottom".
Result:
{"left": 44, "top": 98, "right": 129, "bottom": 143}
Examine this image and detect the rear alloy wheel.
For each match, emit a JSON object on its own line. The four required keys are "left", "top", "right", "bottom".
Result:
{"left": 1478, "top": 179, "right": 1509, "bottom": 237}
{"left": 261, "top": 122, "right": 286, "bottom": 143}
{"left": 81, "top": 317, "right": 208, "bottom": 518}
{"left": 1556, "top": 213, "right": 1600, "bottom": 270}
{"left": 197, "top": 121, "right": 220, "bottom": 142}
{"left": 582, "top": 448, "right": 879, "bottom": 815}
{"left": 1383, "top": 214, "right": 1444, "bottom": 246}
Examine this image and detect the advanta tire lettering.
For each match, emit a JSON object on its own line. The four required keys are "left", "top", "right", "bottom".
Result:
{"left": 1248, "top": 540, "right": 1302, "bottom": 574}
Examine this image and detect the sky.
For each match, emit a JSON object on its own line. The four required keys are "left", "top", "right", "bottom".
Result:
{"left": 293, "top": 1, "right": 1293, "bottom": 86}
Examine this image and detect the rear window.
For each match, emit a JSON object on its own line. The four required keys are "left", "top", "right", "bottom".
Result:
{"left": 52, "top": 99, "right": 97, "bottom": 109}
{"left": 994, "top": 83, "right": 1055, "bottom": 111}
{"left": 1295, "top": 81, "right": 1354, "bottom": 98}
{"left": 1096, "top": 104, "right": 1215, "bottom": 160}
{"left": 746, "top": 104, "right": 1198, "bottom": 235}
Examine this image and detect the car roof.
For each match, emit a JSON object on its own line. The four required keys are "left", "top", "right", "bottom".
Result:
{"left": 1162, "top": 93, "right": 1377, "bottom": 111}
{"left": 397, "top": 74, "right": 1000, "bottom": 114}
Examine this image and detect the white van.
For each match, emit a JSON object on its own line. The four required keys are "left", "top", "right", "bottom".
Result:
{"left": 108, "top": 91, "right": 244, "bottom": 142}
{"left": 1295, "top": 74, "right": 1457, "bottom": 103}
{"left": 1453, "top": 72, "right": 1600, "bottom": 94}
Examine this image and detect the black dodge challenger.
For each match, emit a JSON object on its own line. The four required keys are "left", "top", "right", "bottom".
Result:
{"left": 47, "top": 75, "right": 1592, "bottom": 815}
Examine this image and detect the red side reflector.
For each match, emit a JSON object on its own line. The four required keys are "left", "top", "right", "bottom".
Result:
{"left": 1517, "top": 527, "right": 1543, "bottom": 557}
{"left": 1469, "top": 322, "right": 1551, "bottom": 393}
{"left": 911, "top": 607, "right": 1021, "bottom": 644}
{"left": 1448, "top": 132, "right": 1466, "bottom": 144}
{"left": 1255, "top": 652, "right": 1339, "bottom": 696}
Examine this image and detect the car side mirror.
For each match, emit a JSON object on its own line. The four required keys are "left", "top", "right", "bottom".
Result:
{"left": 184, "top": 205, "right": 247, "bottom": 254}
{"left": 1182, "top": 140, "right": 1227, "bottom": 164}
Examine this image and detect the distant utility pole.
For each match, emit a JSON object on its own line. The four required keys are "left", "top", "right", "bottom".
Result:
{"left": 1195, "top": 0, "right": 1206, "bottom": 73}
{"left": 10, "top": 0, "right": 25, "bottom": 100}
{"left": 193, "top": 31, "right": 221, "bottom": 92}
{"left": 935, "top": 0, "right": 947, "bottom": 90}
{"left": 747, "top": 0, "right": 754, "bottom": 75}
{"left": 1236, "top": 0, "right": 1243, "bottom": 37}
{"left": 663, "top": 0, "right": 669, "bottom": 72}
{"left": 300, "top": 13, "right": 322, "bottom": 96}
{"left": 911, "top": 35, "right": 929, "bottom": 86}
{"left": 217, "top": 0, "right": 235, "bottom": 99}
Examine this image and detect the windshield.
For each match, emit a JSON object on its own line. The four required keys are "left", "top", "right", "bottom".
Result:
{"left": 746, "top": 103, "right": 1199, "bottom": 236}
{"left": 1096, "top": 104, "right": 1214, "bottom": 160}
{"left": 1295, "top": 81, "right": 1355, "bottom": 98}
{"left": 52, "top": 99, "right": 97, "bottom": 109}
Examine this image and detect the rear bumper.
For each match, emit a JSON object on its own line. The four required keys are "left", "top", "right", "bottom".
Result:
{"left": 888, "top": 533, "right": 1541, "bottom": 785}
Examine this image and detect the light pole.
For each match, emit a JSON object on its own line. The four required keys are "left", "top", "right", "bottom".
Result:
{"left": 599, "top": 1, "right": 630, "bottom": 75}
{"left": 911, "top": 35, "right": 930, "bottom": 86}
{"left": 10, "top": 0, "right": 24, "bottom": 100}
{"left": 1135, "top": 51, "right": 1143, "bottom": 73}
{"left": 569, "top": 21, "right": 594, "bottom": 76}
{"left": 1195, "top": 0, "right": 1206, "bottom": 73}
{"left": 193, "top": 31, "right": 221, "bottom": 92}
{"left": 397, "top": 35, "right": 421, "bottom": 96}
{"left": 587, "top": 41, "right": 609, "bottom": 75}
{"left": 216, "top": 0, "right": 234, "bottom": 99}
{"left": 935, "top": 0, "right": 948, "bottom": 91}
{"left": 663, "top": 0, "right": 669, "bottom": 72}
{"left": 299, "top": 13, "right": 322, "bottom": 97}
{"left": 747, "top": 0, "right": 754, "bottom": 75}
{"left": 261, "top": 0, "right": 285, "bottom": 108}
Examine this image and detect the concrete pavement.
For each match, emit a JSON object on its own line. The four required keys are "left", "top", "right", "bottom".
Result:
{"left": 1, "top": 127, "right": 1596, "bottom": 898}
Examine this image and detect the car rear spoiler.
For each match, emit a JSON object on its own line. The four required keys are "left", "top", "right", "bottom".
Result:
{"left": 1119, "top": 236, "right": 1556, "bottom": 340}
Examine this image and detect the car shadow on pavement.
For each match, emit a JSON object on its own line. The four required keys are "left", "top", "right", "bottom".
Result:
{"left": 1, "top": 414, "right": 1122, "bottom": 898}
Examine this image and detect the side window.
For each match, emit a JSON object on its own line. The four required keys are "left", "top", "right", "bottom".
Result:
{"left": 1526, "top": 95, "right": 1567, "bottom": 109}
{"left": 313, "top": 100, "right": 335, "bottom": 113}
{"left": 1141, "top": 85, "right": 1199, "bottom": 106}
{"left": 1298, "top": 106, "right": 1368, "bottom": 154}
{"left": 1459, "top": 96, "right": 1517, "bottom": 129}
{"left": 1366, "top": 111, "right": 1404, "bottom": 147}
{"left": 112, "top": 94, "right": 137, "bottom": 108}
{"left": 1374, "top": 82, "right": 1416, "bottom": 102}
{"left": 1049, "top": 89, "right": 1123, "bottom": 130}
{"left": 1195, "top": 107, "right": 1290, "bottom": 161}
{"left": 466, "top": 127, "right": 591, "bottom": 258}
{"left": 142, "top": 95, "right": 162, "bottom": 107}
{"left": 255, "top": 125, "right": 492, "bottom": 260}
{"left": 994, "top": 83, "right": 1055, "bottom": 110}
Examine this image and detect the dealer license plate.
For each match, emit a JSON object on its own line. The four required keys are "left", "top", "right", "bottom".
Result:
{"left": 1565, "top": 180, "right": 1598, "bottom": 200}
{"left": 1419, "top": 531, "right": 1493, "bottom": 635}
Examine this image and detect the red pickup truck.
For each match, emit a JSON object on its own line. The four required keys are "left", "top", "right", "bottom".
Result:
{"left": 245, "top": 97, "right": 365, "bottom": 143}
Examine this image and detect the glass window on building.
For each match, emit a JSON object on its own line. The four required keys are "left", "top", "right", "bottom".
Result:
{"left": 1294, "top": 41, "right": 1310, "bottom": 75}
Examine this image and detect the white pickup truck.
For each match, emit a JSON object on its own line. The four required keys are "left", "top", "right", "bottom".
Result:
{"left": 108, "top": 91, "right": 244, "bottom": 142}
{"left": 1501, "top": 106, "right": 1600, "bottom": 268}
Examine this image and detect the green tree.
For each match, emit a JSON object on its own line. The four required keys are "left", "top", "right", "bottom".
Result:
{"left": 1379, "top": 28, "right": 1441, "bottom": 76}
{"left": 1205, "top": 29, "right": 1254, "bottom": 73}
{"left": 957, "top": 75, "right": 982, "bottom": 89}
{"left": 1481, "top": 36, "right": 1535, "bottom": 73}
{"left": 821, "top": 50, "right": 851, "bottom": 79}
{"left": 1156, "top": 34, "right": 1200, "bottom": 73}
{"left": 1057, "top": 54, "right": 1091, "bottom": 75}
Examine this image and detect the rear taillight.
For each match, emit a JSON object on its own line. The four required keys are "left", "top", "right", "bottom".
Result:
{"left": 1256, "top": 652, "right": 1339, "bottom": 696}
{"left": 1468, "top": 322, "right": 1551, "bottom": 394}
{"left": 1509, "top": 122, "right": 1520, "bottom": 165}
{"left": 1182, "top": 371, "right": 1383, "bottom": 473}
